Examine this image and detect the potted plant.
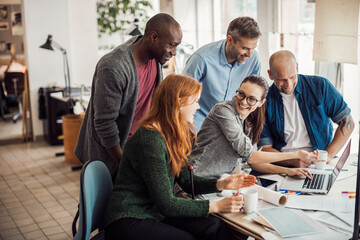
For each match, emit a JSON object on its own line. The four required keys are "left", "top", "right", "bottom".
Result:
{"left": 97, "top": 0, "right": 153, "bottom": 49}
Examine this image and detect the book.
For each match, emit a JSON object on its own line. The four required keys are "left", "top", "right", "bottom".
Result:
{"left": 257, "top": 208, "right": 325, "bottom": 238}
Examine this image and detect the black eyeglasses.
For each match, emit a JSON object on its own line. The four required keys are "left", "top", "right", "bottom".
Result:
{"left": 235, "top": 90, "right": 260, "bottom": 106}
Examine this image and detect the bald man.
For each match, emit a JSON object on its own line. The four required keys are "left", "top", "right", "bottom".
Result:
{"left": 254, "top": 50, "right": 354, "bottom": 173}
{"left": 75, "top": 13, "right": 182, "bottom": 179}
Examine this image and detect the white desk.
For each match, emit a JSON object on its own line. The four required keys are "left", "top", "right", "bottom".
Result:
{"left": 215, "top": 153, "right": 358, "bottom": 239}
{"left": 50, "top": 88, "right": 90, "bottom": 115}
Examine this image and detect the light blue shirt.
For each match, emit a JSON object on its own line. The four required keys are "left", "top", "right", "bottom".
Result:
{"left": 182, "top": 39, "right": 261, "bottom": 131}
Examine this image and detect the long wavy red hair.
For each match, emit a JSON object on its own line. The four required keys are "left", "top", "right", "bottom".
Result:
{"left": 139, "top": 74, "right": 202, "bottom": 177}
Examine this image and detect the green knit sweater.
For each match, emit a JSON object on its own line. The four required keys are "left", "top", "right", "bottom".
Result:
{"left": 104, "top": 127, "right": 219, "bottom": 227}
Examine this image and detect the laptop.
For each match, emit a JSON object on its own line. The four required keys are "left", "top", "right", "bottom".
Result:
{"left": 280, "top": 140, "right": 351, "bottom": 194}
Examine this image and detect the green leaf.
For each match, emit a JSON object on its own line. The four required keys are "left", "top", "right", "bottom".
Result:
{"left": 97, "top": 0, "right": 153, "bottom": 35}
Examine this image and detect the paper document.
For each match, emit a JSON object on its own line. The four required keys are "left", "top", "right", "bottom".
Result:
{"left": 330, "top": 211, "right": 355, "bottom": 227}
{"left": 201, "top": 193, "right": 223, "bottom": 201}
{"left": 329, "top": 199, "right": 356, "bottom": 226}
{"left": 261, "top": 226, "right": 350, "bottom": 240}
{"left": 257, "top": 208, "right": 325, "bottom": 238}
{"left": 322, "top": 163, "right": 356, "bottom": 181}
{"left": 307, "top": 211, "right": 353, "bottom": 234}
{"left": 252, "top": 215, "right": 274, "bottom": 230}
{"left": 285, "top": 195, "right": 351, "bottom": 212}
{"left": 337, "top": 169, "right": 357, "bottom": 181}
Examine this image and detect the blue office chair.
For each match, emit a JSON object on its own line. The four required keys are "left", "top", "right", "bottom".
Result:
{"left": 72, "top": 160, "right": 113, "bottom": 240}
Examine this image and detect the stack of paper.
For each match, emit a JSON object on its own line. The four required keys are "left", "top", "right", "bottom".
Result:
{"left": 285, "top": 195, "right": 352, "bottom": 212}
{"left": 257, "top": 208, "right": 325, "bottom": 238}
{"left": 308, "top": 211, "right": 353, "bottom": 234}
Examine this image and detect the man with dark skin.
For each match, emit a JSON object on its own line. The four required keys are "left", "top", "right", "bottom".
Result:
{"left": 75, "top": 13, "right": 182, "bottom": 179}
{"left": 253, "top": 50, "right": 354, "bottom": 174}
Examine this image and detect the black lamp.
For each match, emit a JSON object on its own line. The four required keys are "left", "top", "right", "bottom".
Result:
{"left": 126, "top": 18, "right": 142, "bottom": 36}
{"left": 40, "top": 34, "right": 71, "bottom": 97}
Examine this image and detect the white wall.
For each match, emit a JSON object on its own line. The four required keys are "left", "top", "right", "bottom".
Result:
{"left": 68, "top": 0, "right": 98, "bottom": 87}
{"left": 23, "top": 0, "right": 98, "bottom": 138}
{"left": 257, "top": 0, "right": 280, "bottom": 81}
{"left": 343, "top": 40, "right": 360, "bottom": 153}
{"left": 173, "top": 0, "right": 197, "bottom": 48}
{"left": 173, "top": 0, "right": 223, "bottom": 50}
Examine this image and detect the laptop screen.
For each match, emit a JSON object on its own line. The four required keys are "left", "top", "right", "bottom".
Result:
{"left": 327, "top": 140, "right": 351, "bottom": 191}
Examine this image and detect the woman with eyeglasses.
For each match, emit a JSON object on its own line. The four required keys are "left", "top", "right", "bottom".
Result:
{"left": 189, "top": 75, "right": 318, "bottom": 179}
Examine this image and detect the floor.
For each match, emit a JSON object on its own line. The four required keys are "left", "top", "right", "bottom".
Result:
{"left": 0, "top": 106, "right": 24, "bottom": 144}
{"left": 0, "top": 140, "right": 81, "bottom": 240}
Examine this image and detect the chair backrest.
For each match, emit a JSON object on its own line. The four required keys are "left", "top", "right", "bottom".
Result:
{"left": 74, "top": 160, "right": 113, "bottom": 240}
{"left": 4, "top": 72, "right": 25, "bottom": 96}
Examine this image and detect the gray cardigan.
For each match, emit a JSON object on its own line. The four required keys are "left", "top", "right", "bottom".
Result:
{"left": 189, "top": 97, "right": 256, "bottom": 178}
{"left": 75, "top": 36, "right": 162, "bottom": 177}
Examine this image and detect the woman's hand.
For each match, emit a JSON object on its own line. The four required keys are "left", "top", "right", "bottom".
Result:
{"left": 216, "top": 173, "right": 257, "bottom": 191}
{"left": 209, "top": 193, "right": 244, "bottom": 213}
{"left": 297, "top": 150, "right": 318, "bottom": 164}
{"left": 285, "top": 168, "right": 312, "bottom": 179}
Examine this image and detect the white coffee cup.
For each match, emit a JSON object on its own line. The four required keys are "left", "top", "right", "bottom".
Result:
{"left": 315, "top": 150, "right": 327, "bottom": 170}
{"left": 240, "top": 188, "right": 258, "bottom": 214}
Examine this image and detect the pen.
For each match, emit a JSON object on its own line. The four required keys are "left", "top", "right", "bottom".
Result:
{"left": 284, "top": 191, "right": 301, "bottom": 195}
{"left": 349, "top": 195, "right": 356, "bottom": 199}
{"left": 285, "top": 192, "right": 296, "bottom": 195}
{"left": 279, "top": 189, "right": 288, "bottom": 194}
{"left": 342, "top": 191, "right": 356, "bottom": 194}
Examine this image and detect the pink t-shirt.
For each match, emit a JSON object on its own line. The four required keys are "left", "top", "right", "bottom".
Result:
{"left": 129, "top": 59, "right": 157, "bottom": 137}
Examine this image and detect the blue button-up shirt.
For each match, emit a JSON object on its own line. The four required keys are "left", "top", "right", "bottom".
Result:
{"left": 182, "top": 40, "right": 261, "bottom": 131}
{"left": 259, "top": 74, "right": 351, "bottom": 151}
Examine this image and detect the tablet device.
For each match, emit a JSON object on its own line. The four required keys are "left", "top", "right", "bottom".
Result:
{"left": 257, "top": 177, "right": 277, "bottom": 188}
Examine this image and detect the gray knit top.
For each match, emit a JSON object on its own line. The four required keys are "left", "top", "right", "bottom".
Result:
{"left": 75, "top": 36, "right": 162, "bottom": 176}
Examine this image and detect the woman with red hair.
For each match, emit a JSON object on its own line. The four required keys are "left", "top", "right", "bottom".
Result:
{"left": 104, "top": 74, "right": 256, "bottom": 240}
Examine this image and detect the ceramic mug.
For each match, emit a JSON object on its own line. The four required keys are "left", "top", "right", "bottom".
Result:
{"left": 315, "top": 150, "right": 327, "bottom": 170}
{"left": 240, "top": 188, "right": 258, "bottom": 214}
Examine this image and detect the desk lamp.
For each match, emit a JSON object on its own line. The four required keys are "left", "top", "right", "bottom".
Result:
{"left": 40, "top": 35, "right": 71, "bottom": 97}
{"left": 126, "top": 18, "right": 142, "bottom": 36}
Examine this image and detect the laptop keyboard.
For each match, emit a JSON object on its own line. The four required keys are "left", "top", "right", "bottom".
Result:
{"left": 302, "top": 174, "right": 325, "bottom": 190}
